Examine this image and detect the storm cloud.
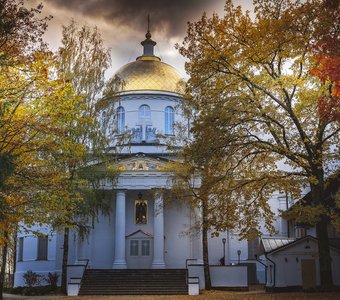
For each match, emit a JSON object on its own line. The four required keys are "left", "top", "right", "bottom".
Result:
{"left": 39, "top": 0, "right": 250, "bottom": 75}
{"left": 46, "top": 0, "right": 219, "bottom": 37}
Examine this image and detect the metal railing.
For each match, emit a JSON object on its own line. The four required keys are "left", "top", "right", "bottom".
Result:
{"left": 67, "top": 259, "right": 89, "bottom": 289}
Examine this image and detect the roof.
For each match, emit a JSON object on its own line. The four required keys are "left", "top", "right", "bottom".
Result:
{"left": 283, "top": 171, "right": 340, "bottom": 221}
{"left": 114, "top": 58, "right": 185, "bottom": 94}
{"left": 126, "top": 230, "right": 153, "bottom": 238}
{"left": 261, "top": 237, "right": 295, "bottom": 254}
{"left": 302, "top": 171, "right": 339, "bottom": 204}
{"left": 329, "top": 238, "right": 340, "bottom": 250}
{"left": 260, "top": 235, "right": 340, "bottom": 255}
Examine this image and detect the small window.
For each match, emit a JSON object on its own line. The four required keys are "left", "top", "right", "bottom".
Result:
{"left": 141, "top": 240, "right": 150, "bottom": 256}
{"left": 139, "top": 105, "right": 151, "bottom": 122}
{"left": 296, "top": 227, "right": 307, "bottom": 238}
{"left": 18, "top": 237, "right": 24, "bottom": 261}
{"left": 117, "top": 106, "right": 125, "bottom": 133}
{"left": 130, "top": 240, "right": 139, "bottom": 256}
{"left": 37, "top": 236, "right": 48, "bottom": 260}
{"left": 165, "top": 106, "right": 174, "bottom": 134}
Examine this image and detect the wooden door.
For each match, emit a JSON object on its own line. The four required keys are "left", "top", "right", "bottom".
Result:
{"left": 301, "top": 259, "right": 316, "bottom": 289}
{"left": 126, "top": 238, "right": 152, "bottom": 269}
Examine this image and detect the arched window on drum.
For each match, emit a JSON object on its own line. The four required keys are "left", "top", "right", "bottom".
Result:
{"left": 138, "top": 104, "right": 151, "bottom": 123}
{"left": 117, "top": 106, "right": 125, "bottom": 134}
{"left": 164, "top": 106, "right": 174, "bottom": 135}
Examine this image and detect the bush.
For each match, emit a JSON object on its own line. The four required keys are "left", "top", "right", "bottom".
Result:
{"left": 23, "top": 270, "right": 42, "bottom": 287}
{"left": 5, "top": 270, "right": 60, "bottom": 296}
{"left": 45, "top": 272, "right": 59, "bottom": 288}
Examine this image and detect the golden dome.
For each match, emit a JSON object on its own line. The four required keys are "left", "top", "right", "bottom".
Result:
{"left": 115, "top": 56, "right": 184, "bottom": 94}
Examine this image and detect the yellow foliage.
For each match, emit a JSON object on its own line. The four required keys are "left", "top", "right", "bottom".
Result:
{"left": 0, "top": 50, "right": 95, "bottom": 243}
{"left": 177, "top": 0, "right": 340, "bottom": 239}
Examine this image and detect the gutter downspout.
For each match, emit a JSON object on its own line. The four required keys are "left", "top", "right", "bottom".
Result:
{"left": 285, "top": 192, "right": 290, "bottom": 237}
{"left": 265, "top": 253, "right": 276, "bottom": 288}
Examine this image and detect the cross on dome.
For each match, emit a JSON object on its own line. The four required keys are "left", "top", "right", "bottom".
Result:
{"left": 146, "top": 14, "right": 151, "bottom": 39}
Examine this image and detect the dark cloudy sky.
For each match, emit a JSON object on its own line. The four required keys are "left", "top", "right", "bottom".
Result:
{"left": 27, "top": 0, "right": 252, "bottom": 77}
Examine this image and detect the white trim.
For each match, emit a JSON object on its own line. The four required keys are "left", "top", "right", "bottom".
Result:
{"left": 116, "top": 90, "right": 183, "bottom": 97}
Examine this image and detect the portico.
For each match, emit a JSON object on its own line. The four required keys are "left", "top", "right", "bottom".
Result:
{"left": 112, "top": 187, "right": 166, "bottom": 269}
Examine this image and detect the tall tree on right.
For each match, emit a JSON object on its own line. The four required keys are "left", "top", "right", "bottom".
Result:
{"left": 178, "top": 0, "right": 339, "bottom": 289}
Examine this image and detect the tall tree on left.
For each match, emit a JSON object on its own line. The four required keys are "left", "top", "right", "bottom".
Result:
{"left": 0, "top": 2, "right": 91, "bottom": 299}
{"left": 0, "top": 1, "right": 51, "bottom": 298}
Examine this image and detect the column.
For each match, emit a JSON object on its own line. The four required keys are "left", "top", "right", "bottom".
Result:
{"left": 112, "top": 190, "right": 127, "bottom": 269}
{"left": 152, "top": 193, "right": 166, "bottom": 268}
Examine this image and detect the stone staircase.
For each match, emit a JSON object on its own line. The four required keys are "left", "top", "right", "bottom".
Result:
{"left": 78, "top": 269, "right": 188, "bottom": 295}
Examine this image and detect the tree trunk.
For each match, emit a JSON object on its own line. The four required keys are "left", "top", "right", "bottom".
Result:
{"left": 316, "top": 216, "right": 333, "bottom": 289}
{"left": 311, "top": 175, "right": 333, "bottom": 290}
{"left": 202, "top": 200, "right": 211, "bottom": 290}
{"left": 0, "top": 231, "right": 9, "bottom": 300}
{"left": 61, "top": 227, "right": 69, "bottom": 294}
{"left": 11, "top": 231, "right": 17, "bottom": 288}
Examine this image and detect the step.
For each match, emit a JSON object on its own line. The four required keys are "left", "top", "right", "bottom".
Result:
{"left": 78, "top": 269, "right": 188, "bottom": 295}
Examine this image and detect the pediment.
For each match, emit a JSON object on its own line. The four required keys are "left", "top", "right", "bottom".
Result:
{"left": 114, "top": 155, "right": 168, "bottom": 171}
{"left": 126, "top": 230, "right": 153, "bottom": 238}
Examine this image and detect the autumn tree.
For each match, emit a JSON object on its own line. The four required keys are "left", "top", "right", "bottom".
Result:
{"left": 0, "top": 0, "right": 51, "bottom": 65}
{"left": 0, "top": 1, "right": 56, "bottom": 298}
{"left": 0, "top": 0, "right": 51, "bottom": 190}
{"left": 0, "top": 2, "right": 102, "bottom": 298}
{"left": 178, "top": 0, "right": 340, "bottom": 289}
{"left": 169, "top": 98, "right": 278, "bottom": 289}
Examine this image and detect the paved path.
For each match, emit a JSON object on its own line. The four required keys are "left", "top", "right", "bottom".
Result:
{"left": 3, "top": 291, "right": 340, "bottom": 300}
{"left": 3, "top": 289, "right": 265, "bottom": 299}
{"left": 3, "top": 294, "right": 65, "bottom": 300}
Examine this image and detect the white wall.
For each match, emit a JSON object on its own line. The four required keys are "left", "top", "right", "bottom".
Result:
{"left": 15, "top": 226, "right": 58, "bottom": 287}
{"left": 331, "top": 248, "right": 340, "bottom": 286}
{"left": 88, "top": 203, "right": 115, "bottom": 268}
{"left": 164, "top": 199, "right": 191, "bottom": 268}
{"left": 210, "top": 266, "right": 247, "bottom": 287}
{"left": 187, "top": 265, "right": 248, "bottom": 289}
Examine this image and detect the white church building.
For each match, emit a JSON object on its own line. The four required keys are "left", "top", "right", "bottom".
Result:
{"left": 13, "top": 29, "right": 339, "bottom": 294}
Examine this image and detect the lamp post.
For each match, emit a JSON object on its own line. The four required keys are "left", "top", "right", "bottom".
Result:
{"left": 237, "top": 250, "right": 241, "bottom": 264}
{"left": 222, "top": 238, "right": 226, "bottom": 266}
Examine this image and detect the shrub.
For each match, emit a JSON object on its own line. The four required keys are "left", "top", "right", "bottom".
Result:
{"left": 4, "top": 285, "right": 59, "bottom": 296}
{"left": 45, "top": 272, "right": 59, "bottom": 288}
{"left": 23, "top": 270, "right": 42, "bottom": 287}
